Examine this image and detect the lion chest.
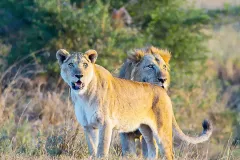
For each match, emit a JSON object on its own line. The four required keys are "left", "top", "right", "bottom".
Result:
{"left": 73, "top": 97, "right": 103, "bottom": 128}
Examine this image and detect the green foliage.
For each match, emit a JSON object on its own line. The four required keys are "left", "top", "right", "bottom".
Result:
{"left": 208, "top": 5, "right": 240, "bottom": 18}
{"left": 45, "top": 135, "right": 63, "bottom": 156}
{"left": 0, "top": 0, "right": 211, "bottom": 74}
{"left": 0, "top": 132, "right": 11, "bottom": 153}
{"left": 0, "top": 119, "right": 38, "bottom": 155}
{"left": 0, "top": 1, "right": 240, "bottom": 158}
{"left": 0, "top": 0, "right": 145, "bottom": 72}
{"left": 0, "top": 0, "right": 57, "bottom": 64}
{"left": 128, "top": 0, "right": 210, "bottom": 72}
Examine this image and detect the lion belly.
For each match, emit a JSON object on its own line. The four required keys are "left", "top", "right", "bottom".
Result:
{"left": 111, "top": 111, "right": 148, "bottom": 133}
{"left": 110, "top": 101, "right": 155, "bottom": 133}
{"left": 114, "top": 119, "right": 141, "bottom": 133}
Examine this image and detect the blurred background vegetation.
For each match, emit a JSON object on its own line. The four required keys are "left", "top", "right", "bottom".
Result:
{"left": 0, "top": 0, "right": 240, "bottom": 159}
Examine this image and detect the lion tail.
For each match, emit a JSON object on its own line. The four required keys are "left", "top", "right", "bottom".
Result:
{"left": 173, "top": 116, "right": 213, "bottom": 144}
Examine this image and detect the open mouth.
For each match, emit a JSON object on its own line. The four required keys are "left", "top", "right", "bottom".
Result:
{"left": 71, "top": 80, "right": 85, "bottom": 90}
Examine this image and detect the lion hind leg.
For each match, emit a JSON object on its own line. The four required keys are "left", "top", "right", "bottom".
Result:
{"left": 157, "top": 129, "right": 173, "bottom": 160}
{"left": 149, "top": 124, "right": 173, "bottom": 160}
{"left": 151, "top": 106, "right": 173, "bottom": 160}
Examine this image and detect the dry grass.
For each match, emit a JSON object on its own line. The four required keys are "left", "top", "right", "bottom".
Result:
{"left": 208, "top": 24, "right": 240, "bottom": 110}
{"left": 0, "top": 53, "right": 239, "bottom": 159}
{"left": 1, "top": 16, "right": 240, "bottom": 160}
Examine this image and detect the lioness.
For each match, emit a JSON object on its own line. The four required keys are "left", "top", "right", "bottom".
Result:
{"left": 56, "top": 49, "right": 212, "bottom": 159}
{"left": 119, "top": 46, "right": 171, "bottom": 157}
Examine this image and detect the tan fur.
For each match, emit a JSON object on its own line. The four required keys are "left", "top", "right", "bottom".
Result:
{"left": 119, "top": 46, "right": 172, "bottom": 157}
{"left": 119, "top": 46, "right": 213, "bottom": 158}
{"left": 56, "top": 49, "right": 212, "bottom": 160}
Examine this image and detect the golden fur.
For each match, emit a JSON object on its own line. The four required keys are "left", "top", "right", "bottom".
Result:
{"left": 56, "top": 49, "right": 212, "bottom": 159}
{"left": 119, "top": 46, "right": 171, "bottom": 157}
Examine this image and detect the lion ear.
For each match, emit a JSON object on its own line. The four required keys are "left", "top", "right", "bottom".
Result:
{"left": 85, "top": 49, "right": 98, "bottom": 63}
{"left": 127, "top": 49, "right": 144, "bottom": 63}
{"left": 149, "top": 46, "right": 171, "bottom": 64}
{"left": 56, "top": 49, "right": 70, "bottom": 65}
{"left": 160, "top": 50, "right": 171, "bottom": 64}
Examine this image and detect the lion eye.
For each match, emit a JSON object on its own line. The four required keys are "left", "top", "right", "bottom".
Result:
{"left": 147, "top": 64, "right": 154, "bottom": 69}
{"left": 68, "top": 63, "right": 74, "bottom": 68}
{"left": 83, "top": 63, "right": 88, "bottom": 68}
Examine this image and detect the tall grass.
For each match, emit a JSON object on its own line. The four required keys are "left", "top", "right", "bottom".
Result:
{"left": 0, "top": 54, "right": 239, "bottom": 160}
{"left": 0, "top": 24, "right": 240, "bottom": 159}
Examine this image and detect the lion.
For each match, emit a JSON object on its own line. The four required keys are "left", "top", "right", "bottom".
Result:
{"left": 56, "top": 49, "right": 212, "bottom": 159}
{"left": 111, "top": 7, "right": 132, "bottom": 28}
{"left": 119, "top": 46, "right": 171, "bottom": 157}
{"left": 119, "top": 46, "right": 171, "bottom": 89}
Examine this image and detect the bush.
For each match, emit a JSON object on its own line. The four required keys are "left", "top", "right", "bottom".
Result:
{"left": 0, "top": 0, "right": 211, "bottom": 74}
{"left": 128, "top": 0, "right": 210, "bottom": 69}
{"left": 0, "top": 0, "right": 145, "bottom": 73}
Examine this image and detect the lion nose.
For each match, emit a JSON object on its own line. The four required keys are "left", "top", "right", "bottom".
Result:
{"left": 75, "top": 74, "right": 83, "bottom": 79}
{"left": 158, "top": 78, "right": 167, "bottom": 83}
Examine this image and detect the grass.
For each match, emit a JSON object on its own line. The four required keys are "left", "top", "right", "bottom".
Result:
{"left": 0, "top": 3, "right": 240, "bottom": 160}
{"left": 0, "top": 44, "right": 239, "bottom": 160}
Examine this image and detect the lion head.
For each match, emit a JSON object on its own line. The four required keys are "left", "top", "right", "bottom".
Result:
{"left": 119, "top": 46, "right": 171, "bottom": 90}
{"left": 56, "top": 49, "right": 98, "bottom": 95}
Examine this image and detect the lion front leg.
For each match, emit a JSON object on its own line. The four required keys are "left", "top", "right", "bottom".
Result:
{"left": 141, "top": 136, "right": 148, "bottom": 157}
{"left": 120, "top": 132, "right": 136, "bottom": 156}
{"left": 139, "top": 124, "right": 158, "bottom": 159}
{"left": 97, "top": 122, "right": 113, "bottom": 158}
{"left": 84, "top": 127, "right": 99, "bottom": 156}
